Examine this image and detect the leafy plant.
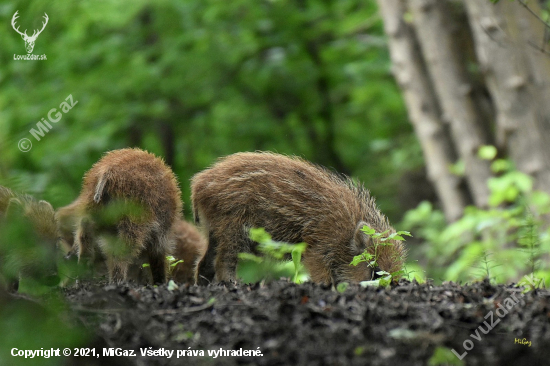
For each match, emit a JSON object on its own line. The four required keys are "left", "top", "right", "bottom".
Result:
{"left": 401, "top": 157, "right": 550, "bottom": 285}
{"left": 428, "top": 346, "right": 464, "bottom": 366}
{"left": 351, "top": 225, "right": 411, "bottom": 287}
{"left": 167, "top": 255, "right": 184, "bottom": 272}
{"left": 517, "top": 273, "right": 545, "bottom": 292}
{"left": 237, "top": 228, "right": 308, "bottom": 284}
{"left": 473, "top": 251, "right": 501, "bottom": 283}
{"left": 142, "top": 255, "right": 184, "bottom": 278}
{"left": 336, "top": 282, "right": 350, "bottom": 293}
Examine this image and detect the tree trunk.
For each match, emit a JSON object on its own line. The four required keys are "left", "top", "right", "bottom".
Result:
{"left": 377, "top": 0, "right": 469, "bottom": 222}
{"left": 463, "top": 0, "right": 550, "bottom": 194}
{"left": 409, "top": 0, "right": 493, "bottom": 208}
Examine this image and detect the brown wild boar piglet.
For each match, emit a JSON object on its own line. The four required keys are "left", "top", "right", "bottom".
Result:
{"left": 55, "top": 199, "right": 82, "bottom": 255}
{"left": 191, "top": 152, "right": 406, "bottom": 285}
{"left": 169, "top": 219, "right": 207, "bottom": 285}
{"left": 0, "top": 187, "right": 60, "bottom": 291}
{"left": 71, "top": 148, "right": 182, "bottom": 284}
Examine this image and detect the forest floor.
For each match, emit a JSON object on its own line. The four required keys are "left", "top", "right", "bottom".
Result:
{"left": 61, "top": 279, "right": 550, "bottom": 366}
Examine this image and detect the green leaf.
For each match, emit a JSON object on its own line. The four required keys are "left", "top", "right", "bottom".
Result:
{"left": 478, "top": 145, "right": 497, "bottom": 160}
{"left": 428, "top": 346, "right": 464, "bottom": 366}
{"left": 249, "top": 227, "right": 273, "bottom": 244}
{"left": 291, "top": 246, "right": 303, "bottom": 283}
{"left": 170, "top": 259, "right": 184, "bottom": 268}
{"left": 238, "top": 253, "right": 264, "bottom": 264}
{"left": 142, "top": 263, "right": 150, "bottom": 268}
{"left": 491, "top": 159, "right": 511, "bottom": 173}
{"left": 448, "top": 159, "right": 465, "bottom": 176}
{"left": 378, "top": 275, "right": 392, "bottom": 287}
{"left": 336, "top": 282, "right": 349, "bottom": 293}
{"left": 350, "top": 251, "right": 373, "bottom": 266}
{"left": 360, "top": 226, "right": 376, "bottom": 235}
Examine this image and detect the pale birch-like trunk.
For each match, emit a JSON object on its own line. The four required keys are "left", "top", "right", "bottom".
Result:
{"left": 377, "top": 0, "right": 469, "bottom": 221}
{"left": 463, "top": 0, "right": 550, "bottom": 194}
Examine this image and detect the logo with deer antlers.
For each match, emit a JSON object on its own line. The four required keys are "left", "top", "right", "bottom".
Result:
{"left": 11, "top": 11, "right": 48, "bottom": 54}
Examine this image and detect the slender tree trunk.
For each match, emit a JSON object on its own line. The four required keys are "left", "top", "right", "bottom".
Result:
{"left": 463, "top": 0, "right": 550, "bottom": 194}
{"left": 377, "top": 0, "right": 469, "bottom": 221}
{"left": 509, "top": 1, "right": 550, "bottom": 192}
{"left": 409, "top": 0, "right": 492, "bottom": 208}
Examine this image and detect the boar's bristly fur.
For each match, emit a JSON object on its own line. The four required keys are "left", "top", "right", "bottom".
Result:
{"left": 72, "top": 148, "right": 182, "bottom": 284}
{"left": 55, "top": 199, "right": 82, "bottom": 255}
{"left": 170, "top": 219, "right": 207, "bottom": 285}
{"left": 0, "top": 186, "right": 60, "bottom": 292}
{"left": 191, "top": 151, "right": 406, "bottom": 285}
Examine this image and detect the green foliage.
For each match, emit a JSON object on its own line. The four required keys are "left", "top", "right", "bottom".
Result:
{"left": 448, "top": 159, "right": 466, "bottom": 177}
{"left": 517, "top": 273, "right": 545, "bottom": 292}
{"left": 402, "top": 159, "right": 550, "bottom": 285}
{"left": 0, "top": 0, "right": 412, "bottom": 224}
{"left": 336, "top": 282, "right": 349, "bottom": 293}
{"left": 0, "top": 197, "right": 90, "bottom": 365}
{"left": 93, "top": 199, "right": 147, "bottom": 227}
{"left": 403, "top": 262, "right": 426, "bottom": 283}
{"left": 428, "top": 346, "right": 464, "bottom": 366}
{"left": 142, "top": 255, "right": 183, "bottom": 279}
{"left": 478, "top": 145, "right": 498, "bottom": 160}
{"left": 237, "top": 228, "right": 308, "bottom": 284}
{"left": 351, "top": 224, "right": 410, "bottom": 286}
{"left": 0, "top": 293, "right": 90, "bottom": 366}
{"left": 0, "top": 202, "right": 61, "bottom": 294}
{"left": 168, "top": 255, "right": 184, "bottom": 269}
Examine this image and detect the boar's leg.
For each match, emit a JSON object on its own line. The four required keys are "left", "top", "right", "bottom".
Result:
{"left": 213, "top": 226, "right": 253, "bottom": 283}
{"left": 196, "top": 230, "right": 217, "bottom": 285}
{"left": 214, "top": 245, "right": 238, "bottom": 283}
{"left": 75, "top": 216, "right": 97, "bottom": 268}
{"left": 106, "top": 256, "right": 130, "bottom": 284}
{"left": 146, "top": 235, "right": 168, "bottom": 285}
{"left": 302, "top": 244, "right": 333, "bottom": 285}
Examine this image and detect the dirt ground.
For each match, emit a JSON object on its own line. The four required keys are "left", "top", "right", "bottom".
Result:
{"left": 59, "top": 279, "right": 550, "bottom": 366}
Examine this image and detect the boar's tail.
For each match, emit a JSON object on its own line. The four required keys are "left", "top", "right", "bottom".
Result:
{"left": 93, "top": 169, "right": 111, "bottom": 203}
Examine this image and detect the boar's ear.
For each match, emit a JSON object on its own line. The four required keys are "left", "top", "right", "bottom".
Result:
{"left": 5, "top": 197, "right": 25, "bottom": 217}
{"left": 0, "top": 186, "right": 15, "bottom": 213}
{"left": 351, "top": 221, "right": 371, "bottom": 254}
{"left": 38, "top": 200, "right": 54, "bottom": 212}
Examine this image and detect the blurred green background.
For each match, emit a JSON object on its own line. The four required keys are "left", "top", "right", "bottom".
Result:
{"left": 0, "top": 0, "right": 423, "bottom": 223}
